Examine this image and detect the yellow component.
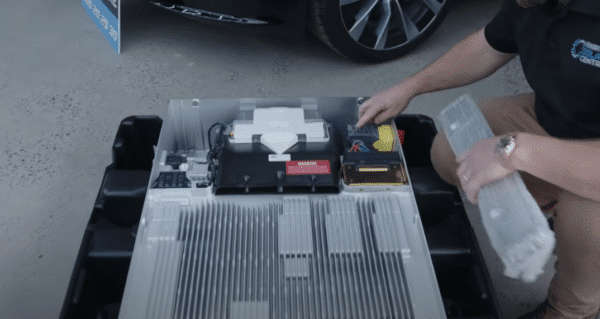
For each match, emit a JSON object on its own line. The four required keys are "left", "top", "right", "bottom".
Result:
{"left": 348, "top": 183, "right": 405, "bottom": 186}
{"left": 372, "top": 125, "right": 394, "bottom": 152}
{"left": 358, "top": 166, "right": 388, "bottom": 172}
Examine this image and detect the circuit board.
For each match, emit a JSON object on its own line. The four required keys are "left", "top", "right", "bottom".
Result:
{"left": 342, "top": 124, "right": 408, "bottom": 186}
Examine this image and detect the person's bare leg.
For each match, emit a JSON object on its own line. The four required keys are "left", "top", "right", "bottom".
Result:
{"left": 548, "top": 189, "right": 600, "bottom": 318}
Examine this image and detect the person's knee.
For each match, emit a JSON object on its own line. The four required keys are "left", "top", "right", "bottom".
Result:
{"left": 430, "top": 132, "right": 460, "bottom": 187}
{"left": 476, "top": 97, "right": 499, "bottom": 127}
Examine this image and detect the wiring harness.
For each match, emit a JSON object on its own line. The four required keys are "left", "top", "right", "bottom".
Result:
{"left": 206, "top": 122, "right": 227, "bottom": 183}
{"left": 187, "top": 122, "right": 228, "bottom": 184}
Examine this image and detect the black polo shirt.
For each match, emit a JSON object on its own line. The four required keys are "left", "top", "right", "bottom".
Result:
{"left": 484, "top": 0, "right": 600, "bottom": 139}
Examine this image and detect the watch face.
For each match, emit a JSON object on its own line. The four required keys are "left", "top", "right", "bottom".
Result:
{"left": 498, "top": 138, "right": 507, "bottom": 148}
{"left": 499, "top": 136, "right": 511, "bottom": 147}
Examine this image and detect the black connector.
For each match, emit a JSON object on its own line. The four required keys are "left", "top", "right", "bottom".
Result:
{"left": 152, "top": 172, "right": 191, "bottom": 188}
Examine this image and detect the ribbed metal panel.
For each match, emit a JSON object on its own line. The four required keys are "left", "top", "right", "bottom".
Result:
{"left": 170, "top": 196, "right": 413, "bottom": 319}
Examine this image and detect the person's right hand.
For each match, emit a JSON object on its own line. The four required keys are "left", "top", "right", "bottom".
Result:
{"left": 356, "top": 84, "right": 414, "bottom": 128}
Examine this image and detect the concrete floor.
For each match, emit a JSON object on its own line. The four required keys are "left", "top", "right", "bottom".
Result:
{"left": 0, "top": 0, "right": 555, "bottom": 318}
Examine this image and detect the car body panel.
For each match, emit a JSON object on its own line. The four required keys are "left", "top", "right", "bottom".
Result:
{"left": 152, "top": 0, "right": 309, "bottom": 40}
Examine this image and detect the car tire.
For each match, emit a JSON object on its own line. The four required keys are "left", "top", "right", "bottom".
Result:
{"left": 308, "top": 0, "right": 450, "bottom": 63}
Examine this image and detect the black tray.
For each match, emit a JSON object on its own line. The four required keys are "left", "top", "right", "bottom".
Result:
{"left": 60, "top": 114, "right": 503, "bottom": 319}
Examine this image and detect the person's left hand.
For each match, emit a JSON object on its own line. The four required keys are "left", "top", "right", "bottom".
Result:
{"left": 456, "top": 136, "right": 518, "bottom": 205}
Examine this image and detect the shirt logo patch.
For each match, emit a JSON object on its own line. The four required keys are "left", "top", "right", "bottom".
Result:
{"left": 571, "top": 39, "right": 600, "bottom": 69}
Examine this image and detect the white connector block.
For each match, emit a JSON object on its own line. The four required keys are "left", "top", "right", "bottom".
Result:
{"left": 232, "top": 107, "right": 328, "bottom": 145}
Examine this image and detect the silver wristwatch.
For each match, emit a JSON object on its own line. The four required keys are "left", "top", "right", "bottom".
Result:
{"left": 495, "top": 133, "right": 518, "bottom": 166}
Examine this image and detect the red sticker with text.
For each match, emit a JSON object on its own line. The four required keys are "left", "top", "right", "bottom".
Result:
{"left": 286, "top": 160, "right": 331, "bottom": 175}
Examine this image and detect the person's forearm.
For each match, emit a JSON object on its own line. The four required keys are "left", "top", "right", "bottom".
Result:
{"left": 511, "top": 132, "right": 600, "bottom": 202}
{"left": 401, "top": 29, "right": 517, "bottom": 97}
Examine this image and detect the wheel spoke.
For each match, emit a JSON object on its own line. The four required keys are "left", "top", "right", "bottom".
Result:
{"left": 339, "top": 0, "right": 444, "bottom": 52}
{"left": 394, "top": 0, "right": 419, "bottom": 41}
{"left": 420, "top": 0, "right": 442, "bottom": 14}
{"left": 374, "top": 0, "right": 392, "bottom": 50}
{"left": 340, "top": 0, "right": 361, "bottom": 5}
{"left": 349, "top": 18, "right": 368, "bottom": 41}
{"left": 348, "top": 0, "right": 379, "bottom": 41}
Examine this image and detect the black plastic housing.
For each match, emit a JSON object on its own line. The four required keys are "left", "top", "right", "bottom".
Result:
{"left": 214, "top": 125, "right": 341, "bottom": 195}
{"left": 60, "top": 114, "right": 502, "bottom": 319}
{"left": 60, "top": 116, "right": 162, "bottom": 319}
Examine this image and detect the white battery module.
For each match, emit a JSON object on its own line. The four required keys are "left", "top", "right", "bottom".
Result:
{"left": 437, "top": 94, "right": 555, "bottom": 283}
